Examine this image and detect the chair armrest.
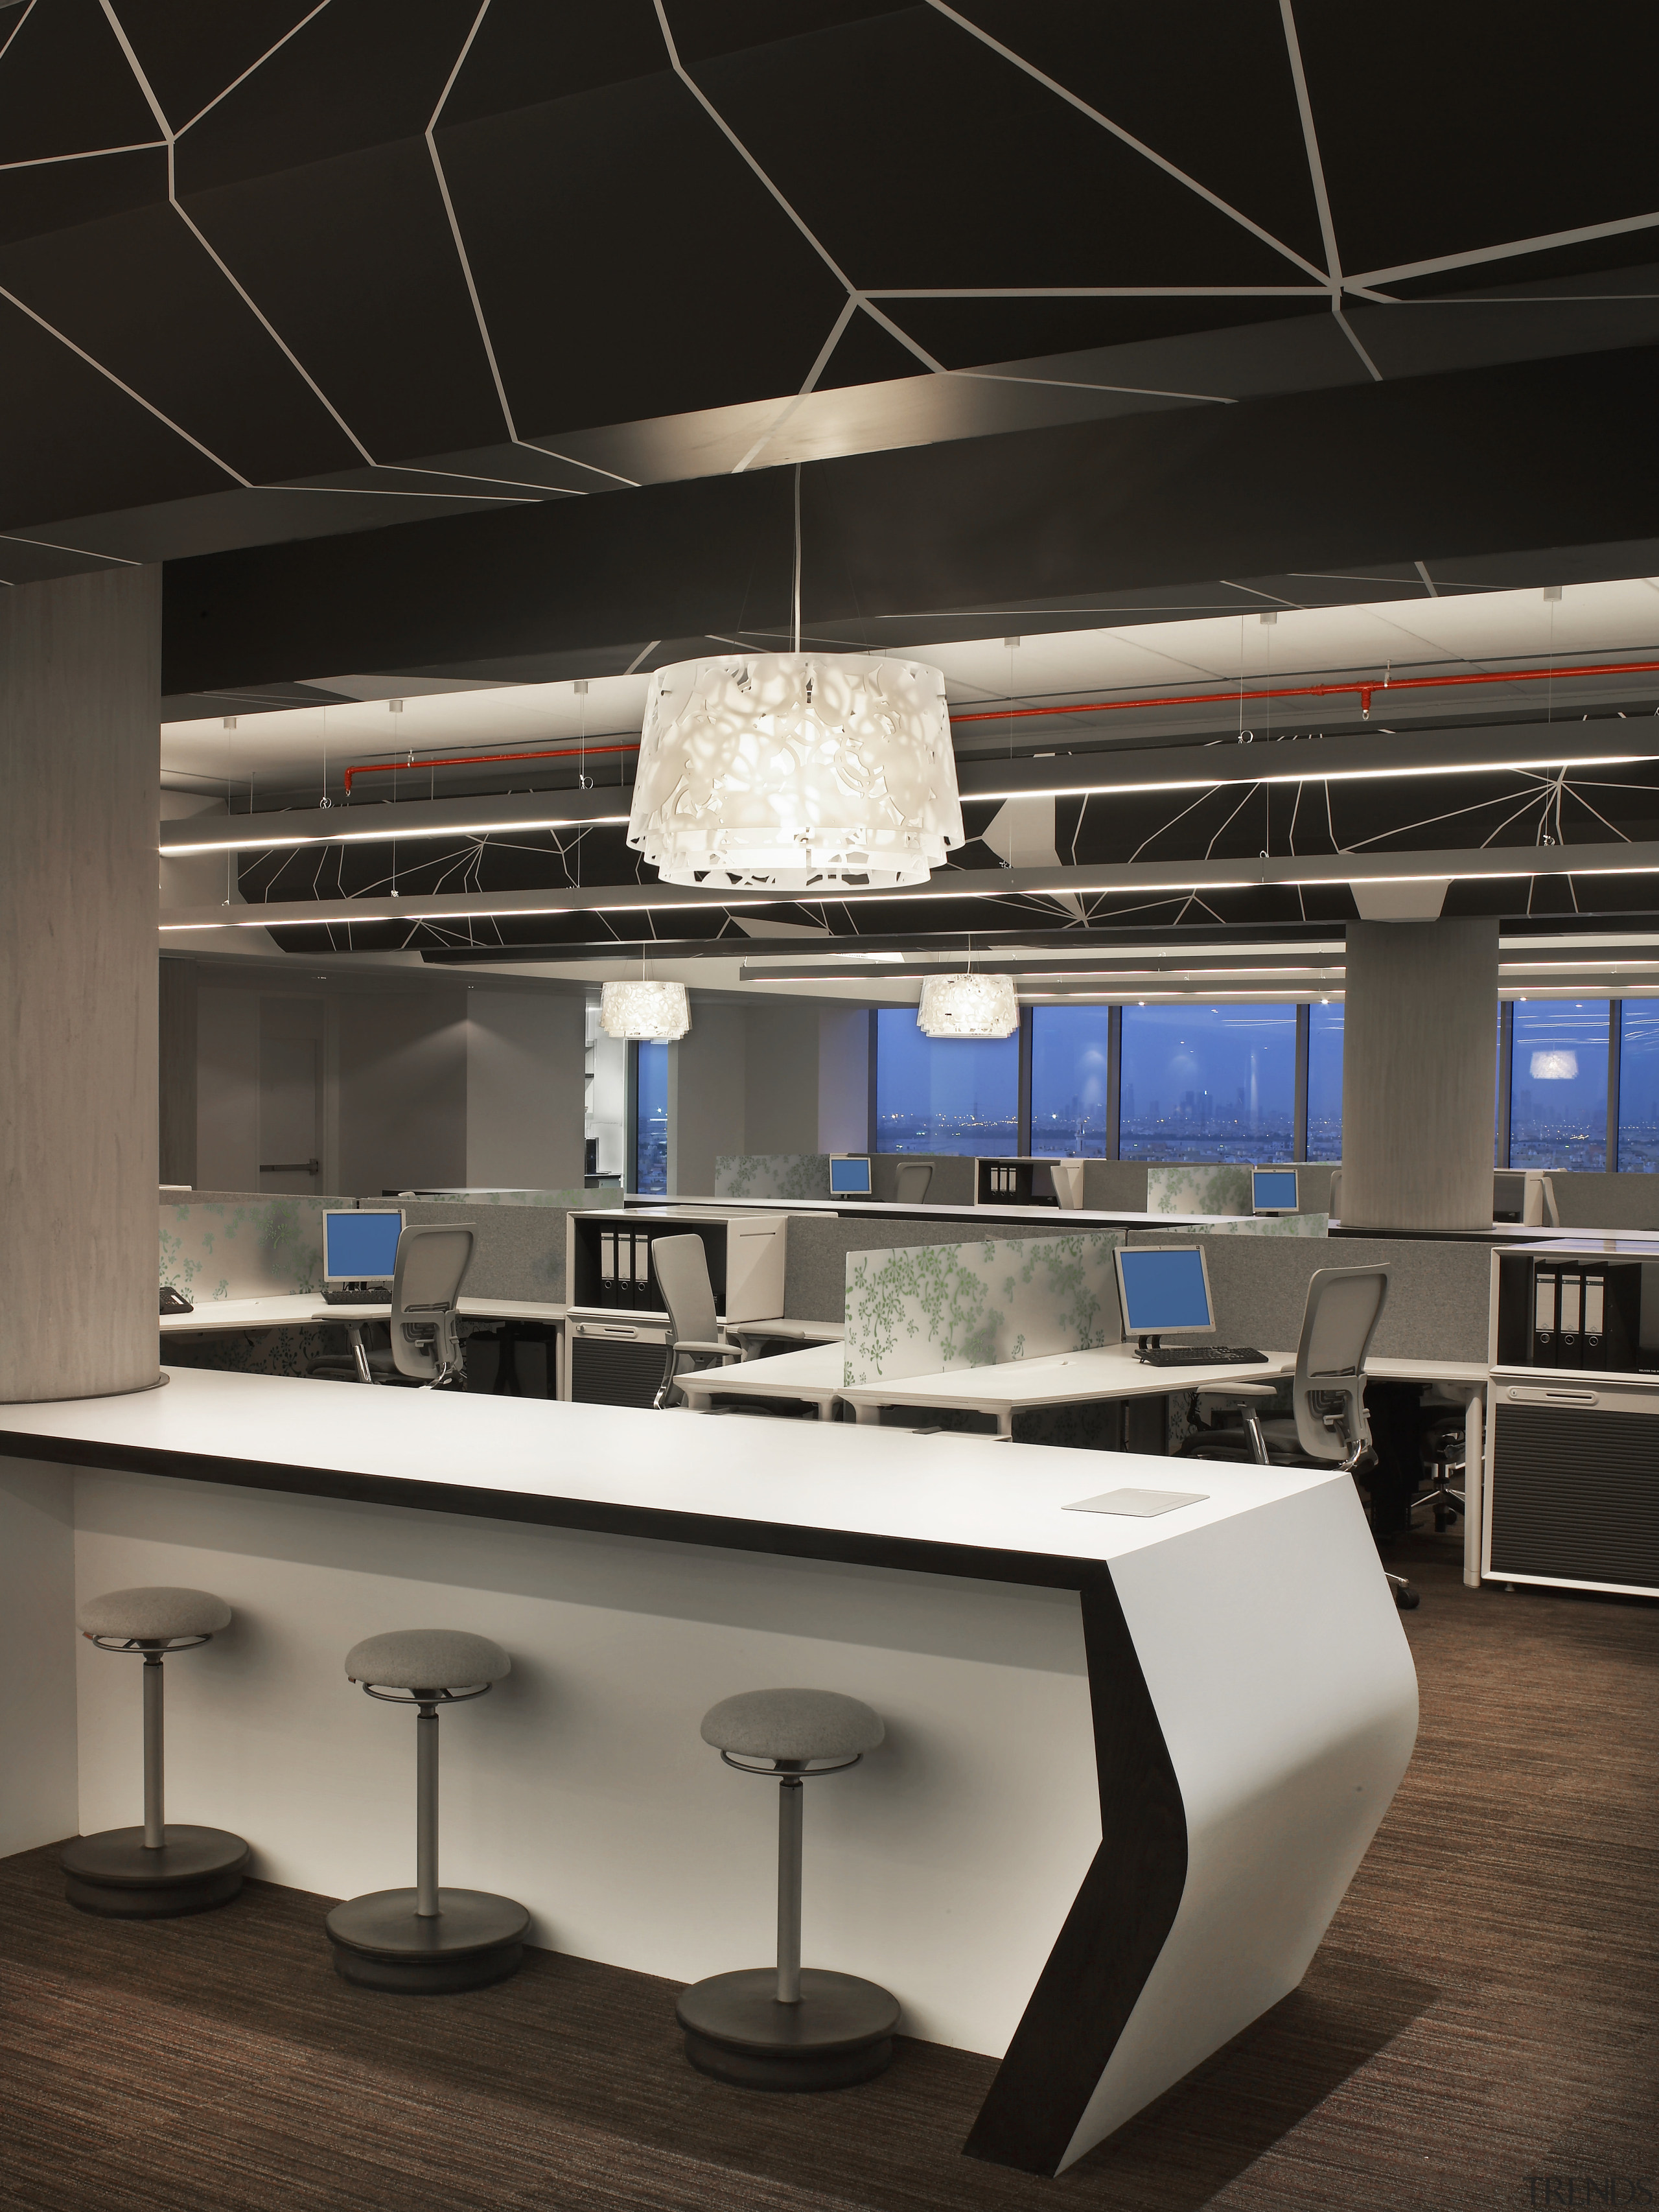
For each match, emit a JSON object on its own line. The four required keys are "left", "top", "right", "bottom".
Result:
{"left": 675, "top": 1340, "right": 745, "bottom": 1362}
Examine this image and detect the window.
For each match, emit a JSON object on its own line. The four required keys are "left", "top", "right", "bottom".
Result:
{"left": 1306, "top": 1002, "right": 1343, "bottom": 1160}
{"left": 1618, "top": 1003, "right": 1659, "bottom": 1172}
{"left": 873, "top": 1008, "right": 1017, "bottom": 1155}
{"left": 1030, "top": 1006, "right": 1113, "bottom": 1155}
{"left": 634, "top": 1040, "right": 668, "bottom": 1194}
{"left": 1508, "top": 1001, "right": 1608, "bottom": 1171}
{"left": 1119, "top": 1003, "right": 1297, "bottom": 1162}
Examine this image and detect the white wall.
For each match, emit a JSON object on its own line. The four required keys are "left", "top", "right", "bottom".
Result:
{"left": 336, "top": 989, "right": 469, "bottom": 1195}
{"left": 818, "top": 1005, "right": 870, "bottom": 1152}
{"left": 742, "top": 999, "right": 822, "bottom": 1154}
{"left": 0, "top": 1461, "right": 77, "bottom": 1854}
{"left": 196, "top": 985, "right": 261, "bottom": 1189}
{"left": 466, "top": 988, "right": 585, "bottom": 1189}
{"left": 669, "top": 1002, "right": 747, "bottom": 1196}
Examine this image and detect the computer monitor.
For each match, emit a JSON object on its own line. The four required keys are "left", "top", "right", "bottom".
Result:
{"left": 1253, "top": 1167, "right": 1299, "bottom": 1214}
{"left": 1113, "top": 1244, "right": 1216, "bottom": 1347}
{"left": 829, "top": 1156, "right": 873, "bottom": 1196}
{"left": 323, "top": 1207, "right": 404, "bottom": 1284}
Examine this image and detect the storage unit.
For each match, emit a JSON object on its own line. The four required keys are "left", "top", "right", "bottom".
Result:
{"left": 563, "top": 1209, "right": 788, "bottom": 1405}
{"left": 1486, "top": 1244, "right": 1659, "bottom": 1594}
{"left": 974, "top": 1158, "right": 1083, "bottom": 1207}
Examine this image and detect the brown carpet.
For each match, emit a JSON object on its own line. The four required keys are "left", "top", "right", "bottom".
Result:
{"left": 3, "top": 1531, "right": 1656, "bottom": 2212}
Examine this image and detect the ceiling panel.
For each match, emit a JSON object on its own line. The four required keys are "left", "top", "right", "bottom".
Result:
{"left": 0, "top": 0, "right": 160, "bottom": 163}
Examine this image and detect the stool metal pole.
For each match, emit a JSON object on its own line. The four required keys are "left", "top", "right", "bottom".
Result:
{"left": 142, "top": 1653, "right": 165, "bottom": 1850}
{"left": 776, "top": 1775, "right": 803, "bottom": 2005}
{"left": 415, "top": 1702, "right": 440, "bottom": 1918}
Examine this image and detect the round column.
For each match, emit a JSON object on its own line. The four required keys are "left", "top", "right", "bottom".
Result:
{"left": 0, "top": 568, "right": 162, "bottom": 1401}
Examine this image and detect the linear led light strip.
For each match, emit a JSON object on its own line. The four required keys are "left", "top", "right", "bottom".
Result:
{"left": 964, "top": 747, "right": 1654, "bottom": 804}
{"left": 159, "top": 808, "right": 632, "bottom": 856}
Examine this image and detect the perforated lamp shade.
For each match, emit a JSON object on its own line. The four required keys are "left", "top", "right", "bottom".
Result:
{"left": 627, "top": 652, "right": 962, "bottom": 891}
{"left": 916, "top": 974, "right": 1019, "bottom": 1039}
{"left": 599, "top": 980, "right": 691, "bottom": 1041}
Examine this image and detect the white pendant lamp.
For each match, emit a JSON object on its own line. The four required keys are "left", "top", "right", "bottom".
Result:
{"left": 916, "top": 973, "right": 1019, "bottom": 1039}
{"left": 628, "top": 651, "right": 961, "bottom": 891}
{"left": 599, "top": 979, "right": 691, "bottom": 1041}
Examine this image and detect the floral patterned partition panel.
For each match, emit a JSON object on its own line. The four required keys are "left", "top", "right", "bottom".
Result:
{"left": 714, "top": 1155, "right": 833, "bottom": 1200}
{"left": 1185, "top": 1213, "right": 1329, "bottom": 1238}
{"left": 1145, "top": 1165, "right": 1253, "bottom": 1216}
{"left": 159, "top": 1195, "right": 342, "bottom": 1301}
{"left": 843, "top": 1232, "right": 1124, "bottom": 1387}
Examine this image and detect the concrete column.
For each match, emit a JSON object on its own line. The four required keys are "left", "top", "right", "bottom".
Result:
{"left": 1, "top": 568, "right": 162, "bottom": 1400}
{"left": 1341, "top": 917, "right": 1499, "bottom": 1231}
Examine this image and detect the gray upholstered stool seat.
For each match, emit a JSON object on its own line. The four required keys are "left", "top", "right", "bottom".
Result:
{"left": 701, "top": 1689, "right": 884, "bottom": 1768}
{"left": 78, "top": 1586, "right": 233, "bottom": 1644}
{"left": 677, "top": 1686, "right": 898, "bottom": 2091}
{"left": 345, "top": 1629, "right": 511, "bottom": 1693}
{"left": 325, "top": 1625, "right": 528, "bottom": 1994}
{"left": 62, "top": 1586, "right": 248, "bottom": 1919}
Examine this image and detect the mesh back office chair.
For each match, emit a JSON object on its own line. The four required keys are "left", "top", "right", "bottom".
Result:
{"left": 652, "top": 1234, "right": 744, "bottom": 1408}
{"left": 893, "top": 1162, "right": 933, "bottom": 1205}
{"left": 310, "top": 1226, "right": 475, "bottom": 1389}
{"left": 1186, "top": 1265, "right": 1419, "bottom": 1609}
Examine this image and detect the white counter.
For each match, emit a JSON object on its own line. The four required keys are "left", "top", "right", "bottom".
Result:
{"left": 0, "top": 1367, "right": 1416, "bottom": 2177}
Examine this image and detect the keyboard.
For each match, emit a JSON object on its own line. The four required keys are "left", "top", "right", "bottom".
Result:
{"left": 321, "top": 1286, "right": 391, "bottom": 1306}
{"left": 1136, "top": 1345, "right": 1268, "bottom": 1368}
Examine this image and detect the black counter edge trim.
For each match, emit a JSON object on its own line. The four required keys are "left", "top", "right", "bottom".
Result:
{"left": 0, "top": 1432, "right": 1093, "bottom": 1592}
{"left": 963, "top": 1570, "right": 1189, "bottom": 2176}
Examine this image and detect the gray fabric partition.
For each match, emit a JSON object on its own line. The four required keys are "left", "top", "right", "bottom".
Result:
{"left": 396, "top": 1199, "right": 570, "bottom": 1302}
{"left": 1082, "top": 1161, "right": 1150, "bottom": 1209}
{"left": 868, "top": 1154, "right": 977, "bottom": 1205}
{"left": 783, "top": 1213, "right": 1079, "bottom": 1322}
{"left": 1548, "top": 1173, "right": 1659, "bottom": 1230}
{"left": 1126, "top": 1229, "right": 1492, "bottom": 1364}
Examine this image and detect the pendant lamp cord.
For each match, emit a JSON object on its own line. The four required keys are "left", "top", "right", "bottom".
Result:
{"left": 792, "top": 463, "right": 802, "bottom": 656}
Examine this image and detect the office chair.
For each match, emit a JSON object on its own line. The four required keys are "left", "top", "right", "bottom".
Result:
{"left": 651, "top": 1234, "right": 744, "bottom": 1408}
{"left": 1413, "top": 1403, "right": 1467, "bottom": 1532}
{"left": 1185, "top": 1264, "right": 1419, "bottom": 1610}
{"left": 310, "top": 1226, "right": 475, "bottom": 1389}
{"left": 893, "top": 1161, "right": 933, "bottom": 1205}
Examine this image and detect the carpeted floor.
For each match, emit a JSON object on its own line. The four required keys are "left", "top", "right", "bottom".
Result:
{"left": 3, "top": 1529, "right": 1655, "bottom": 2212}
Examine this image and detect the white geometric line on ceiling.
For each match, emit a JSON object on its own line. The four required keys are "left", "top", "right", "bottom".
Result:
{"left": 1352, "top": 211, "right": 1659, "bottom": 288}
{"left": 926, "top": 0, "right": 1330, "bottom": 286}
{"left": 0, "top": 140, "right": 163, "bottom": 170}
{"left": 173, "top": 0, "right": 336, "bottom": 139}
{"left": 426, "top": 0, "right": 518, "bottom": 447}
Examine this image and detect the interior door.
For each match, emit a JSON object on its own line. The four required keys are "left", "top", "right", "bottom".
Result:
{"left": 258, "top": 997, "right": 323, "bottom": 1194}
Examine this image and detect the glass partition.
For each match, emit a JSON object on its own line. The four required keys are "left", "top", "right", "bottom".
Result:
{"left": 1030, "top": 1005, "right": 1113, "bottom": 1155}
{"left": 1618, "top": 1002, "right": 1659, "bottom": 1171}
{"left": 874, "top": 1007, "right": 1018, "bottom": 1155}
{"left": 634, "top": 1041, "right": 668, "bottom": 1194}
{"left": 1305, "top": 1002, "right": 1343, "bottom": 1161}
{"left": 1119, "top": 1003, "right": 1297, "bottom": 1161}
{"left": 1509, "top": 1001, "right": 1608, "bottom": 1170}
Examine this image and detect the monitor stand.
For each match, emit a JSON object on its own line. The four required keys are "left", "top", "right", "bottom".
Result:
{"left": 1134, "top": 1334, "right": 1161, "bottom": 1362}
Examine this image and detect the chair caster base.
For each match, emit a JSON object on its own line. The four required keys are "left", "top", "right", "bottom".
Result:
{"left": 1391, "top": 1578, "right": 1421, "bottom": 1611}
{"left": 62, "top": 1826, "right": 249, "bottom": 1918}
{"left": 325, "top": 1888, "right": 530, "bottom": 1994}
{"left": 677, "top": 1968, "right": 900, "bottom": 2091}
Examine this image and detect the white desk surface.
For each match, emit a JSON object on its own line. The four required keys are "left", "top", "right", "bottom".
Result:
{"left": 682, "top": 1341, "right": 1490, "bottom": 1418}
{"left": 160, "top": 1294, "right": 568, "bottom": 1333}
{"left": 727, "top": 1317, "right": 844, "bottom": 1343}
{"left": 0, "top": 1364, "right": 1341, "bottom": 1574}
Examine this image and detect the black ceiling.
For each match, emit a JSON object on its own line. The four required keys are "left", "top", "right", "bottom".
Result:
{"left": 6, "top": 0, "right": 1659, "bottom": 605}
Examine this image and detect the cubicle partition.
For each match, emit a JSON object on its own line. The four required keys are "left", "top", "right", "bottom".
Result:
{"left": 159, "top": 1191, "right": 353, "bottom": 1301}
{"left": 780, "top": 1212, "right": 1081, "bottom": 1322}
{"left": 712, "top": 1154, "right": 831, "bottom": 1200}
{"left": 842, "top": 1233, "right": 1125, "bottom": 1386}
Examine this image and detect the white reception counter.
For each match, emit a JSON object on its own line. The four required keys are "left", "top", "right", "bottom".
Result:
{"left": 0, "top": 1366, "right": 1417, "bottom": 2177}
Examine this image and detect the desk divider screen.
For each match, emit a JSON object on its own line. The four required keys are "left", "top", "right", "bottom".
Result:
{"left": 842, "top": 1231, "right": 1124, "bottom": 1387}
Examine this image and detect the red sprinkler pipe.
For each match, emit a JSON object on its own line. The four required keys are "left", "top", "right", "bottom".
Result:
{"left": 342, "top": 739, "right": 639, "bottom": 797}
{"left": 951, "top": 658, "right": 1659, "bottom": 728}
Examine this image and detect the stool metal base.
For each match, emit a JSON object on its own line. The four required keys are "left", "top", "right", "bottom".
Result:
{"left": 677, "top": 1968, "right": 900, "bottom": 2091}
{"left": 62, "top": 1825, "right": 249, "bottom": 1918}
{"left": 325, "top": 1887, "right": 530, "bottom": 1994}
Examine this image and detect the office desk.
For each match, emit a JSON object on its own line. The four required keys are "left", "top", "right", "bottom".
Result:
{"left": 160, "top": 1296, "right": 570, "bottom": 1333}
{"left": 678, "top": 1339, "right": 846, "bottom": 1417}
{"left": 0, "top": 1366, "right": 1415, "bottom": 2178}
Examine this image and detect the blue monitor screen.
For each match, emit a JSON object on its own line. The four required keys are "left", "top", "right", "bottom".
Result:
{"left": 1253, "top": 1169, "right": 1299, "bottom": 1211}
{"left": 325, "top": 1209, "right": 403, "bottom": 1281}
{"left": 830, "top": 1157, "right": 872, "bottom": 1195}
{"left": 1117, "top": 1247, "right": 1213, "bottom": 1335}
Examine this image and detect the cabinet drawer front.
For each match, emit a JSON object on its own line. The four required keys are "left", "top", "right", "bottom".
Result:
{"left": 1490, "top": 1401, "right": 1659, "bottom": 1589}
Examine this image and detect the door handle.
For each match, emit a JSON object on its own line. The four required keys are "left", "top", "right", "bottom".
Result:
{"left": 261, "top": 1159, "right": 320, "bottom": 1174}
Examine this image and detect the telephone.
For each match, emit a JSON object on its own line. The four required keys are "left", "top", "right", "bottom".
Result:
{"left": 159, "top": 1285, "right": 194, "bottom": 1316}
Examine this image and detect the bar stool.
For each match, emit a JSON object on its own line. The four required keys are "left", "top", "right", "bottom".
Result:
{"left": 62, "top": 1587, "right": 249, "bottom": 1918}
{"left": 324, "top": 1628, "right": 530, "bottom": 1994}
{"left": 677, "top": 1688, "right": 898, "bottom": 2091}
